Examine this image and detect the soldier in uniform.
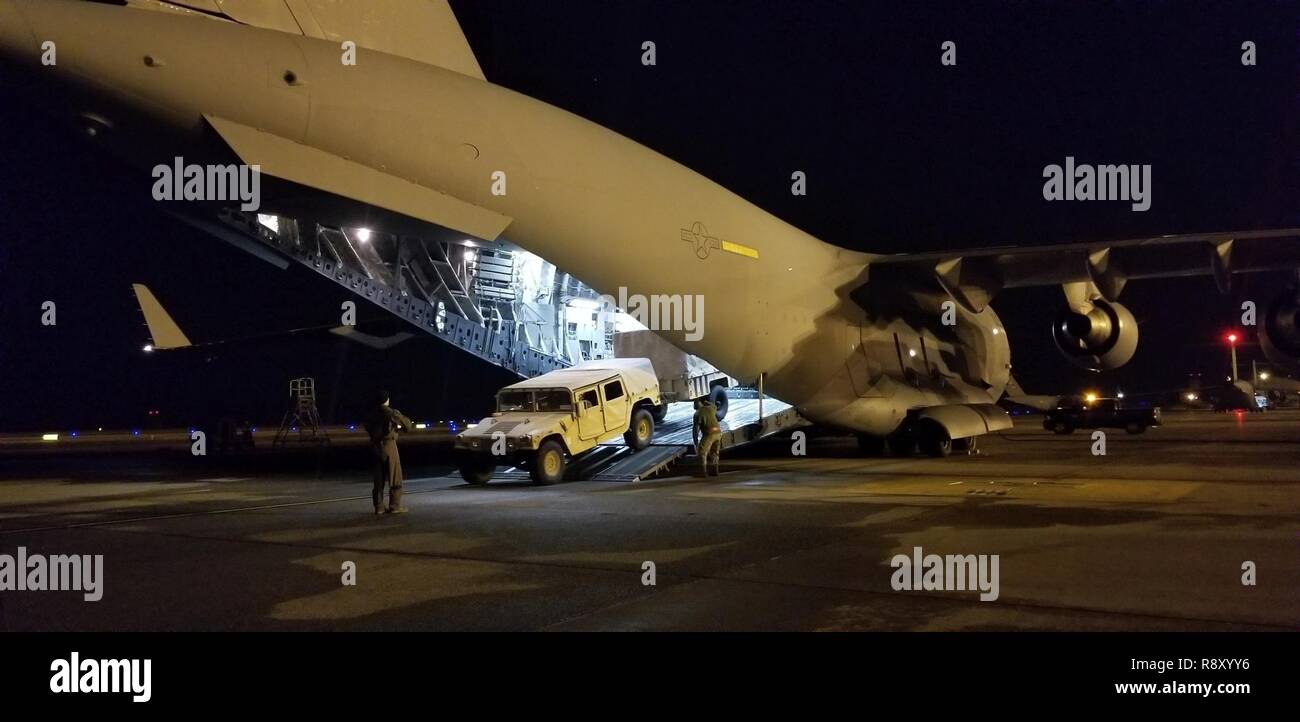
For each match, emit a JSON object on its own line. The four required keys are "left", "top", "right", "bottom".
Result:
{"left": 365, "top": 389, "right": 415, "bottom": 514}
{"left": 692, "top": 398, "right": 723, "bottom": 477}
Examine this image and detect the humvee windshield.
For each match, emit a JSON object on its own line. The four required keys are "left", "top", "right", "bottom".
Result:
{"left": 497, "top": 389, "right": 574, "bottom": 413}
{"left": 535, "top": 389, "right": 574, "bottom": 412}
{"left": 497, "top": 390, "right": 533, "bottom": 412}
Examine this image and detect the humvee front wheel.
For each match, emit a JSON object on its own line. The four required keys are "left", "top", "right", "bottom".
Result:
{"left": 457, "top": 453, "right": 496, "bottom": 485}
{"left": 650, "top": 403, "right": 669, "bottom": 424}
{"left": 625, "top": 408, "right": 654, "bottom": 450}
{"left": 530, "top": 440, "right": 567, "bottom": 485}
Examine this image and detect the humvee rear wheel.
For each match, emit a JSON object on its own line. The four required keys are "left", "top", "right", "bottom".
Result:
{"left": 457, "top": 453, "right": 496, "bottom": 485}
{"left": 625, "top": 408, "right": 654, "bottom": 450}
{"left": 530, "top": 440, "right": 566, "bottom": 485}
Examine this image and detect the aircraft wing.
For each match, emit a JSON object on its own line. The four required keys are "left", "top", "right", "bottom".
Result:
{"left": 867, "top": 228, "right": 1300, "bottom": 311}
{"left": 124, "top": 0, "right": 485, "bottom": 80}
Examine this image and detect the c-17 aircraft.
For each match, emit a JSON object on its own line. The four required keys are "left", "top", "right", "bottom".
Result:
{"left": 3, "top": 0, "right": 1299, "bottom": 456}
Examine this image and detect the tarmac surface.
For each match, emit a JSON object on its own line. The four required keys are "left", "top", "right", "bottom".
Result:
{"left": 0, "top": 410, "right": 1297, "bottom": 631}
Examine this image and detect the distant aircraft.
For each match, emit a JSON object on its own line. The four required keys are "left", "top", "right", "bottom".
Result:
{"left": 998, "top": 376, "right": 1062, "bottom": 414}
{"left": 131, "top": 283, "right": 414, "bottom": 353}
{"left": 4, "top": 1, "right": 1300, "bottom": 456}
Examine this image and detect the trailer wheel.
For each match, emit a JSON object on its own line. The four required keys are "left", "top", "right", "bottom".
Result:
{"left": 625, "top": 408, "right": 654, "bottom": 450}
{"left": 708, "top": 385, "right": 729, "bottom": 420}
{"left": 457, "top": 453, "right": 496, "bottom": 485}
{"left": 530, "top": 440, "right": 566, "bottom": 485}
{"left": 650, "top": 403, "right": 669, "bottom": 424}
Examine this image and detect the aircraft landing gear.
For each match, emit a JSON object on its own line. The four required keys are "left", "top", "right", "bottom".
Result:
{"left": 857, "top": 433, "right": 887, "bottom": 457}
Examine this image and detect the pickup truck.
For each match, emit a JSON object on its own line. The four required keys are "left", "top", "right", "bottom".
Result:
{"left": 455, "top": 358, "right": 662, "bottom": 485}
{"left": 1043, "top": 398, "right": 1162, "bottom": 435}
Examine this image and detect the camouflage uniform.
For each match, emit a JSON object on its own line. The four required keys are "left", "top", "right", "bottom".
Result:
{"left": 692, "top": 400, "right": 722, "bottom": 476}
{"left": 365, "top": 404, "right": 414, "bottom": 512}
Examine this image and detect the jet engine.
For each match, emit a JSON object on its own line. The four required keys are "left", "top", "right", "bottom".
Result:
{"left": 1051, "top": 299, "right": 1139, "bottom": 371}
{"left": 1259, "top": 291, "right": 1300, "bottom": 372}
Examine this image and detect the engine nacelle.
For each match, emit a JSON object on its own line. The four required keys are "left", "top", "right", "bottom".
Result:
{"left": 1051, "top": 299, "right": 1139, "bottom": 371}
{"left": 1259, "top": 292, "right": 1300, "bottom": 373}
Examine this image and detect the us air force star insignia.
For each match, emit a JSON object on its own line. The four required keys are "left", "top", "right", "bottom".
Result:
{"left": 680, "top": 222, "right": 759, "bottom": 260}
{"left": 681, "top": 222, "right": 720, "bottom": 259}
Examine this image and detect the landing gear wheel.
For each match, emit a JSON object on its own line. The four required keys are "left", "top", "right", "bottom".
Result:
{"left": 625, "top": 408, "right": 655, "bottom": 450}
{"left": 887, "top": 429, "right": 917, "bottom": 457}
{"left": 1125, "top": 422, "right": 1146, "bottom": 435}
{"left": 530, "top": 440, "right": 567, "bottom": 485}
{"left": 857, "top": 433, "right": 887, "bottom": 457}
{"left": 650, "top": 403, "right": 669, "bottom": 424}
{"left": 708, "top": 385, "right": 729, "bottom": 420}
{"left": 953, "top": 436, "right": 979, "bottom": 454}
{"left": 457, "top": 453, "right": 496, "bottom": 485}
{"left": 917, "top": 421, "right": 953, "bottom": 458}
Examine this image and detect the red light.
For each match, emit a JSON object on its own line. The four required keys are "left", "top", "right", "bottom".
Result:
{"left": 1226, "top": 333, "right": 1239, "bottom": 344}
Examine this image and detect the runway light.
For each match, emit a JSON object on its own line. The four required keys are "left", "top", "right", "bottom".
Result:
{"left": 415, "top": 422, "right": 428, "bottom": 430}
{"left": 1116, "top": 392, "right": 1125, "bottom": 399}
{"left": 41, "top": 433, "right": 59, "bottom": 442}
{"left": 132, "top": 430, "right": 141, "bottom": 437}
{"left": 1185, "top": 392, "right": 1198, "bottom": 402}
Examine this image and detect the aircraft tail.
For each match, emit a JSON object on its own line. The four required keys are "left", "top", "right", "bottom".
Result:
{"left": 131, "top": 283, "right": 192, "bottom": 350}
{"left": 126, "top": 0, "right": 485, "bottom": 80}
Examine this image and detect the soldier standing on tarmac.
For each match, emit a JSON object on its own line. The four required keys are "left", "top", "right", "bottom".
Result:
{"left": 365, "top": 389, "right": 415, "bottom": 514}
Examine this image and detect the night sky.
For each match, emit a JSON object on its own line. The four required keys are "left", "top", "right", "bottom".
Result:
{"left": 0, "top": 1, "right": 1297, "bottom": 432}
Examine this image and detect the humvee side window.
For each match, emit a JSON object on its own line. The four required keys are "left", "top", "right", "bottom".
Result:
{"left": 604, "top": 380, "right": 625, "bottom": 401}
{"left": 578, "top": 389, "right": 599, "bottom": 409}
{"left": 498, "top": 390, "right": 533, "bottom": 412}
{"left": 535, "top": 389, "right": 574, "bottom": 412}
